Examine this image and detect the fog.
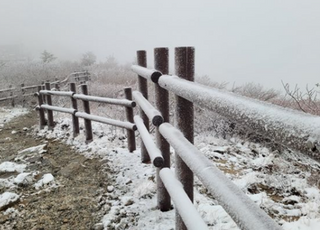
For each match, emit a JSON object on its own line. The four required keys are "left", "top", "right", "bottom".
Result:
{"left": 1, "top": 0, "right": 320, "bottom": 90}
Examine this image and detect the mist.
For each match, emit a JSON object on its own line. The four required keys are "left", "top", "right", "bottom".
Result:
{"left": 1, "top": 0, "right": 320, "bottom": 90}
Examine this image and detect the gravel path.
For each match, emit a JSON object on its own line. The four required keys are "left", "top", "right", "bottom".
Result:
{"left": 0, "top": 111, "right": 109, "bottom": 230}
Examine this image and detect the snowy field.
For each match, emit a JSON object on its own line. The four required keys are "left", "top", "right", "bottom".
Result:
{"left": 1, "top": 108, "right": 320, "bottom": 229}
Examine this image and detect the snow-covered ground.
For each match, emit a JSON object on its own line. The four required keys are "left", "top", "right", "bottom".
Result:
{"left": 0, "top": 107, "right": 28, "bottom": 127}
{"left": 33, "top": 111, "right": 320, "bottom": 230}
{"left": 2, "top": 107, "right": 320, "bottom": 229}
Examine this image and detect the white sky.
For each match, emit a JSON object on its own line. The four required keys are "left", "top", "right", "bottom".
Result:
{"left": 1, "top": 0, "right": 320, "bottom": 89}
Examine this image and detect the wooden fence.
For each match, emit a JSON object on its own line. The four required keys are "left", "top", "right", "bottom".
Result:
{"left": 6, "top": 47, "right": 320, "bottom": 229}
{"left": 0, "top": 71, "right": 91, "bottom": 107}
{"left": 131, "top": 47, "right": 285, "bottom": 230}
{"left": 35, "top": 82, "right": 137, "bottom": 150}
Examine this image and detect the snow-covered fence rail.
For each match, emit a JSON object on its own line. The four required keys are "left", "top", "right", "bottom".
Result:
{"left": 132, "top": 47, "right": 282, "bottom": 230}
{"left": 0, "top": 85, "right": 16, "bottom": 106}
{"left": 35, "top": 82, "right": 136, "bottom": 152}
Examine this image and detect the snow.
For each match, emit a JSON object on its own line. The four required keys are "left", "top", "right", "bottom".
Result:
{"left": 0, "top": 162, "right": 26, "bottom": 173}
{"left": 17, "top": 144, "right": 47, "bottom": 155}
{"left": 34, "top": 173, "right": 55, "bottom": 189}
{"left": 19, "top": 108, "right": 320, "bottom": 229}
{"left": 13, "top": 173, "right": 32, "bottom": 185}
{"left": 282, "top": 217, "right": 320, "bottom": 230}
{"left": 0, "top": 107, "right": 28, "bottom": 124}
{"left": 160, "top": 168, "right": 208, "bottom": 230}
{"left": 0, "top": 192, "right": 19, "bottom": 210}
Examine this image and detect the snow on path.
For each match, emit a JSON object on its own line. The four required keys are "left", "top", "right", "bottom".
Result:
{"left": 34, "top": 115, "right": 320, "bottom": 229}
{"left": 0, "top": 107, "right": 28, "bottom": 126}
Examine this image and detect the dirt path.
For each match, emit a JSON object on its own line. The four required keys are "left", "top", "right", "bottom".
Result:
{"left": 0, "top": 111, "right": 109, "bottom": 230}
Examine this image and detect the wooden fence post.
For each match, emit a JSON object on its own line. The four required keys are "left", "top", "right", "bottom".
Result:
{"left": 137, "top": 50, "right": 150, "bottom": 163}
{"left": 124, "top": 87, "right": 136, "bottom": 152}
{"left": 70, "top": 83, "right": 80, "bottom": 137}
{"left": 81, "top": 84, "right": 93, "bottom": 142}
{"left": 45, "top": 82, "right": 54, "bottom": 129}
{"left": 41, "top": 81, "right": 46, "bottom": 104}
{"left": 37, "top": 85, "right": 46, "bottom": 129}
{"left": 9, "top": 85, "right": 15, "bottom": 107}
{"left": 174, "top": 46, "right": 195, "bottom": 230}
{"left": 20, "top": 84, "right": 25, "bottom": 107}
{"left": 154, "top": 47, "right": 171, "bottom": 211}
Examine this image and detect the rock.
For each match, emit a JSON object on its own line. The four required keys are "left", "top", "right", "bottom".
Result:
{"left": 11, "top": 130, "right": 17, "bottom": 134}
{"left": 14, "top": 173, "right": 34, "bottom": 186}
{"left": 107, "top": 186, "right": 114, "bottom": 192}
{"left": 125, "top": 179, "right": 132, "bottom": 185}
{"left": 121, "top": 196, "right": 134, "bottom": 206}
{"left": 23, "top": 127, "right": 29, "bottom": 131}
{"left": 93, "top": 223, "right": 104, "bottom": 230}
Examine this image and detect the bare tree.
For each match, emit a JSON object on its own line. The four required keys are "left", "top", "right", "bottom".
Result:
{"left": 282, "top": 81, "right": 320, "bottom": 115}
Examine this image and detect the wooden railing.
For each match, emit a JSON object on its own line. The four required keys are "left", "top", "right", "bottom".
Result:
{"left": 35, "top": 82, "right": 136, "bottom": 151}
{"left": 131, "top": 47, "right": 285, "bottom": 230}
{"left": 11, "top": 48, "right": 320, "bottom": 229}
{"left": 0, "top": 71, "right": 91, "bottom": 107}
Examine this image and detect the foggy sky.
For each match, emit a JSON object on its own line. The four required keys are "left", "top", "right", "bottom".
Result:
{"left": 1, "top": 0, "right": 320, "bottom": 90}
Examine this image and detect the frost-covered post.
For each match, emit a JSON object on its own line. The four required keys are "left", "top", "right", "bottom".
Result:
{"left": 174, "top": 46, "right": 195, "bottom": 230}
{"left": 81, "top": 84, "right": 93, "bottom": 142}
{"left": 45, "top": 82, "right": 54, "bottom": 129}
{"left": 154, "top": 47, "right": 171, "bottom": 211}
{"left": 70, "top": 83, "right": 80, "bottom": 137}
{"left": 124, "top": 87, "right": 136, "bottom": 152}
{"left": 137, "top": 50, "right": 150, "bottom": 163}
{"left": 41, "top": 81, "right": 46, "bottom": 104}
{"left": 37, "top": 85, "right": 46, "bottom": 129}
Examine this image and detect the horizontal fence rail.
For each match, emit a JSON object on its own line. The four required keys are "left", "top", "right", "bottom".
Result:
{"left": 39, "top": 90, "right": 74, "bottom": 97}
{"left": 134, "top": 115, "right": 164, "bottom": 167}
{"left": 73, "top": 94, "right": 135, "bottom": 107}
{"left": 131, "top": 65, "right": 162, "bottom": 83}
{"left": 157, "top": 74, "right": 320, "bottom": 159}
{"left": 133, "top": 91, "right": 163, "bottom": 126}
{"left": 159, "top": 168, "right": 208, "bottom": 230}
{"left": 75, "top": 112, "right": 136, "bottom": 130}
{"left": 40, "top": 104, "right": 76, "bottom": 114}
{"left": 159, "top": 123, "right": 281, "bottom": 230}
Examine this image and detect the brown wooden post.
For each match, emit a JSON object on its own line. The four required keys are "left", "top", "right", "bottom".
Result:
{"left": 45, "top": 82, "right": 54, "bottom": 129}
{"left": 20, "top": 84, "right": 25, "bottom": 107}
{"left": 124, "top": 87, "right": 136, "bottom": 152}
{"left": 154, "top": 47, "right": 171, "bottom": 211}
{"left": 41, "top": 81, "right": 46, "bottom": 104}
{"left": 81, "top": 84, "right": 93, "bottom": 142}
{"left": 37, "top": 86, "right": 46, "bottom": 129}
{"left": 174, "top": 47, "right": 195, "bottom": 230}
{"left": 70, "top": 83, "right": 79, "bottom": 137}
{"left": 137, "top": 50, "right": 150, "bottom": 163}
{"left": 9, "top": 85, "right": 15, "bottom": 107}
